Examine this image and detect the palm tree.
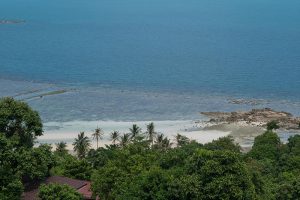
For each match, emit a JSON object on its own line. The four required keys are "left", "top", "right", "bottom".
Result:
{"left": 129, "top": 124, "right": 142, "bottom": 139}
{"left": 73, "top": 132, "right": 91, "bottom": 159}
{"left": 162, "top": 137, "right": 172, "bottom": 149}
{"left": 146, "top": 122, "right": 156, "bottom": 145}
{"left": 55, "top": 141, "right": 68, "bottom": 154}
{"left": 120, "top": 133, "right": 130, "bottom": 147}
{"left": 154, "top": 133, "right": 164, "bottom": 149}
{"left": 156, "top": 133, "right": 164, "bottom": 145}
{"left": 175, "top": 133, "right": 190, "bottom": 147}
{"left": 110, "top": 131, "right": 120, "bottom": 145}
{"left": 92, "top": 127, "right": 104, "bottom": 149}
{"left": 155, "top": 133, "right": 172, "bottom": 149}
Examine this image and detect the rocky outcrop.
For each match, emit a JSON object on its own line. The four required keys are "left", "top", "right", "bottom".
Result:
{"left": 201, "top": 108, "right": 300, "bottom": 130}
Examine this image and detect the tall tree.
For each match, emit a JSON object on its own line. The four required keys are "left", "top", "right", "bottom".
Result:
{"left": 120, "top": 133, "right": 130, "bottom": 147}
{"left": 17, "top": 144, "right": 54, "bottom": 183}
{"left": 0, "top": 134, "right": 23, "bottom": 200}
{"left": 204, "top": 136, "right": 241, "bottom": 153}
{"left": 287, "top": 135, "right": 300, "bottom": 155}
{"left": 129, "top": 124, "right": 142, "bottom": 140}
{"left": 55, "top": 142, "right": 68, "bottom": 155}
{"left": 266, "top": 121, "right": 280, "bottom": 131}
{"left": 92, "top": 128, "right": 104, "bottom": 149}
{"left": 187, "top": 149, "right": 256, "bottom": 199}
{"left": 248, "top": 130, "right": 281, "bottom": 160}
{"left": 62, "top": 158, "right": 92, "bottom": 180}
{"left": 156, "top": 133, "right": 164, "bottom": 145}
{"left": 277, "top": 176, "right": 300, "bottom": 200}
{"left": 73, "top": 132, "right": 91, "bottom": 159}
{"left": 146, "top": 122, "right": 156, "bottom": 145}
{"left": 175, "top": 133, "right": 190, "bottom": 147}
{"left": 110, "top": 131, "right": 120, "bottom": 145}
{"left": 154, "top": 133, "right": 172, "bottom": 150}
{"left": 0, "top": 97, "right": 43, "bottom": 147}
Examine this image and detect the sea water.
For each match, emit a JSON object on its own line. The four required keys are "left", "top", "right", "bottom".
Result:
{"left": 0, "top": 0, "right": 300, "bottom": 123}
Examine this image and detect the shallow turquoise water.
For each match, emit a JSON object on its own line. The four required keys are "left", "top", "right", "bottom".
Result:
{"left": 0, "top": 0, "right": 300, "bottom": 121}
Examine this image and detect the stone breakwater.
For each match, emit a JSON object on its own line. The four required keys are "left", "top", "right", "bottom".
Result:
{"left": 201, "top": 108, "right": 300, "bottom": 130}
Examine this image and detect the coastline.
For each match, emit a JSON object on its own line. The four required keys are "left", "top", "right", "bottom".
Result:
{"left": 38, "top": 118, "right": 300, "bottom": 151}
{"left": 38, "top": 120, "right": 231, "bottom": 150}
{"left": 1, "top": 79, "right": 299, "bottom": 150}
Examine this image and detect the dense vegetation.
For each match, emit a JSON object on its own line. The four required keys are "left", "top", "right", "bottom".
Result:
{"left": 0, "top": 98, "right": 53, "bottom": 200}
{"left": 38, "top": 183, "right": 83, "bottom": 200}
{"left": 1, "top": 97, "right": 300, "bottom": 199}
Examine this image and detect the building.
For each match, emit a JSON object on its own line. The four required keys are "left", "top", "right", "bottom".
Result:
{"left": 22, "top": 176, "right": 94, "bottom": 200}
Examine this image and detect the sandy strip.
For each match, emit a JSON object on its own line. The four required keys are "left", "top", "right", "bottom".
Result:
{"left": 38, "top": 120, "right": 230, "bottom": 150}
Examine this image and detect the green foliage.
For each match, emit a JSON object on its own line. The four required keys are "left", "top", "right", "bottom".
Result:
{"left": 145, "top": 122, "right": 156, "bottom": 145}
{"left": 187, "top": 149, "right": 256, "bottom": 199}
{"left": 1, "top": 100, "right": 300, "bottom": 200}
{"left": 63, "top": 158, "right": 92, "bottom": 180}
{"left": 92, "top": 163, "right": 126, "bottom": 200}
{"left": 287, "top": 135, "right": 300, "bottom": 155}
{"left": 173, "top": 174, "right": 202, "bottom": 199}
{"left": 17, "top": 144, "right": 54, "bottom": 182}
{"left": 0, "top": 97, "right": 43, "bottom": 147}
{"left": 153, "top": 134, "right": 172, "bottom": 150}
{"left": 55, "top": 142, "right": 68, "bottom": 155}
{"left": 175, "top": 133, "right": 190, "bottom": 147}
{"left": 278, "top": 154, "right": 300, "bottom": 173}
{"left": 129, "top": 124, "right": 142, "bottom": 140}
{"left": 248, "top": 131, "right": 281, "bottom": 160}
{"left": 277, "top": 135, "right": 300, "bottom": 186}
{"left": 159, "top": 141, "right": 202, "bottom": 170}
{"left": 92, "top": 139, "right": 257, "bottom": 200}
{"left": 73, "top": 132, "right": 91, "bottom": 159}
{"left": 244, "top": 158, "right": 277, "bottom": 199}
{"left": 52, "top": 154, "right": 92, "bottom": 180}
{"left": 0, "top": 179, "right": 23, "bottom": 200}
{"left": 114, "top": 167, "right": 177, "bottom": 200}
{"left": 204, "top": 136, "right": 241, "bottom": 153}
{"left": 92, "top": 128, "right": 104, "bottom": 149}
{"left": 110, "top": 131, "right": 120, "bottom": 145}
{"left": 266, "top": 121, "right": 280, "bottom": 131}
{"left": 38, "top": 183, "right": 83, "bottom": 200}
{"left": 91, "top": 141, "right": 160, "bottom": 199}
{"left": 87, "top": 147, "right": 117, "bottom": 168}
{"left": 0, "top": 99, "right": 50, "bottom": 199}
{"left": 119, "top": 133, "right": 130, "bottom": 147}
{"left": 0, "top": 134, "right": 23, "bottom": 200}
{"left": 277, "top": 174, "right": 300, "bottom": 200}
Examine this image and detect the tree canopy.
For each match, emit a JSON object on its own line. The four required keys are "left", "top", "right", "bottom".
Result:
{"left": 73, "top": 132, "right": 91, "bottom": 159}
{"left": 38, "top": 183, "right": 83, "bottom": 200}
{"left": 0, "top": 97, "right": 43, "bottom": 147}
{"left": 1, "top": 98, "right": 300, "bottom": 200}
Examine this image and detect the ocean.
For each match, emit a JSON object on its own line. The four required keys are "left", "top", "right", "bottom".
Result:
{"left": 1, "top": 0, "right": 300, "bottom": 123}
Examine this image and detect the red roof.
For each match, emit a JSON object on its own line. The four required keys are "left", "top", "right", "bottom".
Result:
{"left": 22, "top": 176, "right": 94, "bottom": 200}
{"left": 78, "top": 182, "right": 93, "bottom": 199}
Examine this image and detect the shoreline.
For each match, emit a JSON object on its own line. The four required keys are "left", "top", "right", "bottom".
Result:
{"left": 38, "top": 120, "right": 231, "bottom": 150}
{"left": 38, "top": 118, "right": 300, "bottom": 151}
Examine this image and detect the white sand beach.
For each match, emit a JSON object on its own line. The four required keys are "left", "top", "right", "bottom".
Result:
{"left": 38, "top": 119, "right": 299, "bottom": 151}
{"left": 38, "top": 120, "right": 231, "bottom": 150}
